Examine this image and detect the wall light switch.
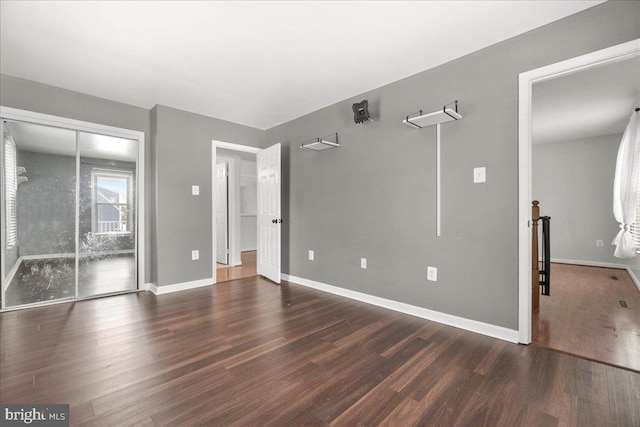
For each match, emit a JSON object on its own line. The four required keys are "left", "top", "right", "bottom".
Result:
{"left": 427, "top": 266, "right": 438, "bottom": 282}
{"left": 596, "top": 240, "right": 604, "bottom": 248}
{"left": 473, "top": 167, "right": 486, "bottom": 184}
{"left": 308, "top": 250, "right": 314, "bottom": 261}
{"left": 361, "top": 258, "right": 367, "bottom": 269}
{"left": 192, "top": 250, "right": 199, "bottom": 260}
{"left": 192, "top": 185, "right": 200, "bottom": 196}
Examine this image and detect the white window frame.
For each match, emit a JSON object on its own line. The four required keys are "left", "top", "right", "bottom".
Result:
{"left": 4, "top": 133, "right": 17, "bottom": 249}
{"left": 91, "top": 169, "right": 134, "bottom": 235}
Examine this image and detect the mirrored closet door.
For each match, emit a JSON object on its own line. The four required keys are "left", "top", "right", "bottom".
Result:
{"left": 1, "top": 121, "right": 138, "bottom": 309}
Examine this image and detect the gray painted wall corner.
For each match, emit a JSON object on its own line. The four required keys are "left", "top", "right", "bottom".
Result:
{"left": 152, "top": 105, "right": 264, "bottom": 287}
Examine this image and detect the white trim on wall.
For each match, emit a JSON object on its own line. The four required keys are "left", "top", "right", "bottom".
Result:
{"left": 5, "top": 257, "right": 21, "bottom": 289}
{"left": 0, "top": 106, "right": 146, "bottom": 304}
{"left": 549, "top": 258, "right": 628, "bottom": 269}
{"left": 627, "top": 268, "right": 640, "bottom": 293}
{"left": 282, "top": 274, "right": 519, "bottom": 343}
{"left": 517, "top": 38, "right": 640, "bottom": 344}
{"left": 146, "top": 277, "right": 214, "bottom": 295}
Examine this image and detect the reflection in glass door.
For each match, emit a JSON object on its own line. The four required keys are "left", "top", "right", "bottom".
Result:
{"left": 1, "top": 121, "right": 138, "bottom": 309}
{"left": 2, "top": 121, "right": 77, "bottom": 308}
{"left": 78, "top": 132, "right": 137, "bottom": 298}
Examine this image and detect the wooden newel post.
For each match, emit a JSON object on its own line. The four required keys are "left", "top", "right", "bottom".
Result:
{"left": 532, "top": 200, "right": 540, "bottom": 310}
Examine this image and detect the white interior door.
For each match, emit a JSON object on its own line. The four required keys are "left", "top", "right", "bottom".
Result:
{"left": 257, "top": 143, "right": 281, "bottom": 284}
{"left": 216, "top": 162, "right": 228, "bottom": 264}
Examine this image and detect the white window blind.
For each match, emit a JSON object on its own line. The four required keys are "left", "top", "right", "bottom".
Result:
{"left": 4, "top": 135, "right": 17, "bottom": 249}
{"left": 633, "top": 153, "right": 640, "bottom": 252}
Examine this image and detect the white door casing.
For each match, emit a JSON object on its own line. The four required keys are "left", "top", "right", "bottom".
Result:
{"left": 517, "top": 38, "right": 640, "bottom": 344}
{"left": 256, "top": 143, "right": 281, "bottom": 284}
{"left": 216, "top": 162, "right": 229, "bottom": 264}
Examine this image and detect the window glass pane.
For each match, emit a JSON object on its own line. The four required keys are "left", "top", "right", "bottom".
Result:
{"left": 96, "top": 176, "right": 128, "bottom": 202}
{"left": 78, "top": 131, "right": 137, "bottom": 298}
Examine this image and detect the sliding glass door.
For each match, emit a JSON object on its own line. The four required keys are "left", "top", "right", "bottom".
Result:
{"left": 1, "top": 121, "right": 138, "bottom": 309}
{"left": 2, "top": 121, "right": 77, "bottom": 308}
{"left": 78, "top": 132, "right": 137, "bottom": 298}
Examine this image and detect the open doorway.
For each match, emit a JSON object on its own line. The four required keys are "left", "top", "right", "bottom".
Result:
{"left": 212, "top": 140, "right": 282, "bottom": 285}
{"left": 519, "top": 39, "right": 640, "bottom": 372}
{"left": 213, "top": 143, "right": 260, "bottom": 283}
{"left": 215, "top": 150, "right": 258, "bottom": 282}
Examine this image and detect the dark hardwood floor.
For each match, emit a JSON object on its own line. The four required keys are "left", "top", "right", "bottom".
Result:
{"left": 533, "top": 263, "right": 640, "bottom": 372}
{"left": 1, "top": 276, "right": 639, "bottom": 426}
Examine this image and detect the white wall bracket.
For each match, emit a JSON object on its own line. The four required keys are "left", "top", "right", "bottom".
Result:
{"left": 403, "top": 101, "right": 463, "bottom": 237}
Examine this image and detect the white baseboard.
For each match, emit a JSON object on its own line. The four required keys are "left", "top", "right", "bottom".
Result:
{"left": 147, "top": 277, "right": 214, "bottom": 295}
{"left": 282, "top": 274, "right": 519, "bottom": 343}
{"left": 625, "top": 268, "right": 640, "bottom": 292}
{"left": 21, "top": 253, "right": 75, "bottom": 260}
{"left": 5, "top": 257, "right": 22, "bottom": 291}
{"left": 550, "top": 258, "right": 627, "bottom": 269}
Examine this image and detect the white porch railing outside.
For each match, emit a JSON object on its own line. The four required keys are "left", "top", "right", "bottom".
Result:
{"left": 98, "top": 221, "right": 128, "bottom": 233}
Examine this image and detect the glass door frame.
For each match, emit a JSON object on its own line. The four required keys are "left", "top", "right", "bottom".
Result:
{"left": 0, "top": 107, "right": 145, "bottom": 311}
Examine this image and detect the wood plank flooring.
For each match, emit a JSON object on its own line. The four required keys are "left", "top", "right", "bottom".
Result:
{"left": 215, "top": 250, "right": 257, "bottom": 283}
{"left": 1, "top": 276, "right": 639, "bottom": 426}
{"left": 532, "top": 263, "right": 640, "bottom": 372}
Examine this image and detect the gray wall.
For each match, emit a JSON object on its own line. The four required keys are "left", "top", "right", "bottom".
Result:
{"left": 533, "top": 134, "right": 640, "bottom": 268}
{"left": 0, "top": 74, "right": 153, "bottom": 279}
{"left": 152, "top": 105, "right": 264, "bottom": 286}
{"left": 533, "top": 135, "right": 640, "bottom": 284}
{"left": 265, "top": 1, "right": 640, "bottom": 329}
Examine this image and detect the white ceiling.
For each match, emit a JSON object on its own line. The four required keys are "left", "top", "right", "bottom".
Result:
{"left": 0, "top": 1, "right": 605, "bottom": 130}
{"left": 532, "top": 56, "right": 640, "bottom": 144}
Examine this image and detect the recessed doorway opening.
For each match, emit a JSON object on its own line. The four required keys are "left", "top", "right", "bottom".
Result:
{"left": 215, "top": 148, "right": 258, "bottom": 283}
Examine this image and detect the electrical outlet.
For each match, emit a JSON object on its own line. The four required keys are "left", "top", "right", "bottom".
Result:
{"left": 192, "top": 250, "right": 199, "bottom": 260}
{"left": 308, "top": 250, "right": 314, "bottom": 261}
{"left": 361, "top": 258, "right": 367, "bottom": 269}
{"left": 473, "top": 167, "right": 486, "bottom": 184}
{"left": 427, "top": 266, "right": 438, "bottom": 281}
{"left": 192, "top": 185, "right": 200, "bottom": 196}
{"left": 596, "top": 240, "right": 604, "bottom": 248}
